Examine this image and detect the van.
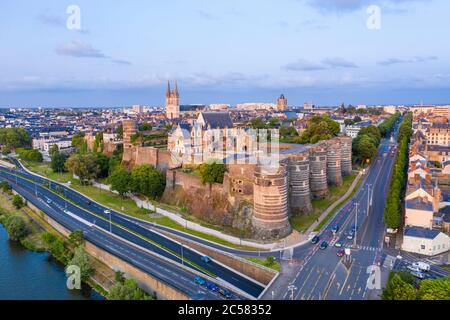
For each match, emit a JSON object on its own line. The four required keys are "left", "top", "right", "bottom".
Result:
{"left": 412, "top": 262, "right": 430, "bottom": 272}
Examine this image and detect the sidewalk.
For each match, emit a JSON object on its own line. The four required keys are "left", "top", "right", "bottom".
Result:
{"left": 306, "top": 171, "right": 363, "bottom": 235}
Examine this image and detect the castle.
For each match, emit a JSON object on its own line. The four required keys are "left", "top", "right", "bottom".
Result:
{"left": 121, "top": 85, "right": 353, "bottom": 240}
{"left": 166, "top": 81, "right": 180, "bottom": 119}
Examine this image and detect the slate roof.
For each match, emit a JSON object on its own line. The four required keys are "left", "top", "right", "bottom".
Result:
{"left": 404, "top": 226, "right": 441, "bottom": 239}
{"left": 200, "top": 112, "right": 233, "bottom": 129}
{"left": 405, "top": 197, "right": 433, "bottom": 212}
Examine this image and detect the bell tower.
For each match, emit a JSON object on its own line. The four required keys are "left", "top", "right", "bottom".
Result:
{"left": 166, "top": 81, "right": 180, "bottom": 119}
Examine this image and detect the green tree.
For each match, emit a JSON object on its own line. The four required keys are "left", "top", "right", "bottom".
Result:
{"left": 417, "top": 277, "right": 450, "bottom": 300}
{"left": 12, "top": 194, "right": 25, "bottom": 209}
{"left": 0, "top": 128, "right": 30, "bottom": 149}
{"left": 382, "top": 272, "right": 417, "bottom": 300}
{"left": 130, "top": 165, "right": 166, "bottom": 200}
{"left": 66, "top": 153, "right": 100, "bottom": 185}
{"left": 0, "top": 181, "right": 11, "bottom": 193}
{"left": 50, "top": 146, "right": 68, "bottom": 173}
{"left": 69, "top": 230, "right": 85, "bottom": 247}
{"left": 299, "top": 115, "right": 340, "bottom": 144}
{"left": 67, "top": 246, "right": 94, "bottom": 282}
{"left": 199, "top": 161, "right": 226, "bottom": 184}
{"left": 110, "top": 169, "right": 132, "bottom": 197}
{"left": 3, "top": 215, "right": 28, "bottom": 241}
{"left": 93, "top": 132, "right": 104, "bottom": 153}
{"left": 138, "top": 122, "right": 152, "bottom": 132}
{"left": 116, "top": 125, "right": 123, "bottom": 140}
{"left": 108, "top": 278, "right": 152, "bottom": 300}
{"left": 16, "top": 148, "right": 43, "bottom": 162}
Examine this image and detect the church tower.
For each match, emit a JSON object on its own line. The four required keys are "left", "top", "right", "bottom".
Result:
{"left": 166, "top": 81, "right": 180, "bottom": 119}
{"left": 277, "top": 94, "right": 287, "bottom": 111}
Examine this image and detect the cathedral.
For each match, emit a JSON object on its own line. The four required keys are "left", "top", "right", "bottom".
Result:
{"left": 166, "top": 81, "right": 180, "bottom": 119}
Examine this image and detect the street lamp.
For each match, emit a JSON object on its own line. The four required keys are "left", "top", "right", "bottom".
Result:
{"left": 353, "top": 202, "right": 359, "bottom": 248}
{"left": 181, "top": 243, "right": 184, "bottom": 266}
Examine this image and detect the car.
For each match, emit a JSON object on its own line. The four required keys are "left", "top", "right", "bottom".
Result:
{"left": 46, "top": 199, "right": 52, "bottom": 204}
{"left": 194, "top": 276, "right": 206, "bottom": 286}
{"left": 412, "top": 261, "right": 431, "bottom": 272}
{"left": 336, "top": 249, "right": 345, "bottom": 257}
{"left": 311, "top": 236, "right": 320, "bottom": 244}
{"left": 351, "top": 225, "right": 357, "bottom": 232}
{"left": 347, "top": 231, "right": 354, "bottom": 240}
{"left": 104, "top": 209, "right": 111, "bottom": 214}
{"left": 218, "top": 288, "right": 232, "bottom": 299}
{"left": 206, "top": 282, "right": 219, "bottom": 291}
{"left": 407, "top": 265, "right": 421, "bottom": 273}
{"left": 410, "top": 271, "right": 425, "bottom": 279}
{"left": 87, "top": 200, "right": 92, "bottom": 205}
{"left": 331, "top": 225, "right": 339, "bottom": 233}
{"left": 319, "top": 241, "right": 328, "bottom": 250}
{"left": 201, "top": 255, "right": 211, "bottom": 263}
{"left": 334, "top": 241, "right": 343, "bottom": 248}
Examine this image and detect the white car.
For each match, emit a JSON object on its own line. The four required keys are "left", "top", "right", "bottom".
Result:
{"left": 104, "top": 209, "right": 111, "bottom": 214}
{"left": 407, "top": 265, "right": 421, "bottom": 273}
{"left": 412, "top": 262, "right": 431, "bottom": 272}
{"left": 410, "top": 271, "right": 425, "bottom": 279}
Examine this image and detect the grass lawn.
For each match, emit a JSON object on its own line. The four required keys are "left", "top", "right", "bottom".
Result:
{"left": 246, "top": 257, "right": 281, "bottom": 272}
{"left": 21, "top": 160, "right": 262, "bottom": 251}
{"left": 290, "top": 174, "right": 358, "bottom": 232}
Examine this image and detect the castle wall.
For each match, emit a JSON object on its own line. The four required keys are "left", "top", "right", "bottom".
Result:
{"left": 252, "top": 163, "right": 291, "bottom": 239}
{"left": 287, "top": 150, "right": 313, "bottom": 215}
{"left": 309, "top": 143, "right": 329, "bottom": 199}
{"left": 326, "top": 138, "right": 343, "bottom": 186}
{"left": 339, "top": 136, "right": 353, "bottom": 176}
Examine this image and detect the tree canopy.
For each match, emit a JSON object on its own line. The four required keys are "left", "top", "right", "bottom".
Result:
{"left": 299, "top": 115, "right": 340, "bottom": 144}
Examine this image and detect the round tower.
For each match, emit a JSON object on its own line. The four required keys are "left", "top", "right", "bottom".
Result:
{"left": 252, "top": 163, "right": 291, "bottom": 240}
{"left": 309, "top": 143, "right": 329, "bottom": 199}
{"left": 288, "top": 150, "right": 312, "bottom": 215}
{"left": 326, "top": 138, "right": 343, "bottom": 186}
{"left": 339, "top": 136, "right": 353, "bottom": 176}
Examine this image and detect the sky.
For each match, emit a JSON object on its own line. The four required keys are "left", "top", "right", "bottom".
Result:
{"left": 1, "top": 0, "right": 450, "bottom": 107}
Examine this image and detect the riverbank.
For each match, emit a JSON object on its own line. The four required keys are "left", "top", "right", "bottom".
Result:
{"left": 0, "top": 191, "right": 113, "bottom": 299}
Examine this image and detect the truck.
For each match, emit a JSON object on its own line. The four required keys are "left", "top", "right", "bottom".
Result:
{"left": 412, "top": 261, "right": 431, "bottom": 272}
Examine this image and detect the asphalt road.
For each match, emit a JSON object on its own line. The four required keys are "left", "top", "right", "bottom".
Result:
{"left": 265, "top": 121, "right": 402, "bottom": 300}
{"left": 2, "top": 177, "right": 226, "bottom": 300}
{"left": 0, "top": 167, "right": 264, "bottom": 299}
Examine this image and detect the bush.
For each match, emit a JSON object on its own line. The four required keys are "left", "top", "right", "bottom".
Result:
{"left": 109, "top": 278, "right": 152, "bottom": 300}
{"left": 199, "top": 161, "right": 226, "bottom": 184}
{"left": 67, "top": 246, "right": 94, "bottom": 282}
{"left": 16, "top": 148, "right": 43, "bottom": 162}
{"left": 2, "top": 215, "right": 29, "bottom": 241}
{"left": 12, "top": 194, "right": 25, "bottom": 209}
{"left": 131, "top": 165, "right": 165, "bottom": 200}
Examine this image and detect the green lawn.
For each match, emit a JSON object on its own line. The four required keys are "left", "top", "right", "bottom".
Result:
{"left": 20, "top": 161, "right": 262, "bottom": 251}
{"left": 290, "top": 174, "right": 358, "bottom": 232}
{"left": 246, "top": 257, "right": 281, "bottom": 272}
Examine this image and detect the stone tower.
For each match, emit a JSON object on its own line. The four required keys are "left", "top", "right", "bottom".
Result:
{"left": 166, "top": 81, "right": 180, "bottom": 119}
{"left": 277, "top": 94, "right": 287, "bottom": 111}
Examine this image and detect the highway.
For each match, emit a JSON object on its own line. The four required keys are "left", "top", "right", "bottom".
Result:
{"left": 0, "top": 165, "right": 265, "bottom": 299}
{"left": 264, "top": 121, "right": 401, "bottom": 300}
{"left": 2, "top": 177, "right": 226, "bottom": 300}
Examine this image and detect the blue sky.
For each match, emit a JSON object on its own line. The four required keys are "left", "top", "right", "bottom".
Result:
{"left": 1, "top": 0, "right": 449, "bottom": 107}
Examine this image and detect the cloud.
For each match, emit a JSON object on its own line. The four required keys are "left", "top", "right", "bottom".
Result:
{"left": 379, "top": 56, "right": 438, "bottom": 66}
{"left": 283, "top": 59, "right": 327, "bottom": 71}
{"left": 322, "top": 57, "right": 358, "bottom": 68}
{"left": 111, "top": 59, "right": 132, "bottom": 66}
{"left": 302, "top": 0, "right": 432, "bottom": 13}
{"left": 38, "top": 13, "right": 64, "bottom": 26}
{"left": 55, "top": 40, "right": 108, "bottom": 58}
{"left": 283, "top": 57, "right": 357, "bottom": 71}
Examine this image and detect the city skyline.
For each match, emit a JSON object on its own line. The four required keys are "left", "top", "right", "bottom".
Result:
{"left": 1, "top": 0, "right": 450, "bottom": 107}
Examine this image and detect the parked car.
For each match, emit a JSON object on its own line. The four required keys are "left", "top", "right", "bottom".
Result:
{"left": 334, "top": 241, "right": 343, "bottom": 248}
{"left": 311, "top": 236, "right": 320, "bottom": 244}
{"left": 412, "top": 262, "right": 430, "bottom": 272}
{"left": 336, "top": 249, "right": 345, "bottom": 257}
{"left": 104, "top": 209, "right": 111, "bottom": 215}
{"left": 331, "top": 225, "right": 339, "bottom": 233}
{"left": 319, "top": 241, "right": 328, "bottom": 250}
{"left": 201, "top": 255, "right": 211, "bottom": 263}
{"left": 194, "top": 276, "right": 206, "bottom": 286}
{"left": 410, "top": 271, "right": 425, "bottom": 279}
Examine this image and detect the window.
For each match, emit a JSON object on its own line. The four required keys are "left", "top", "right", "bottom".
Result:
{"left": 421, "top": 245, "right": 425, "bottom": 250}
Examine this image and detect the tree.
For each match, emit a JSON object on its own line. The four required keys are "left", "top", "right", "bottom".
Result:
{"left": 69, "top": 230, "right": 85, "bottom": 247}
{"left": 138, "top": 122, "right": 152, "bottom": 132}
{"left": 250, "top": 118, "right": 266, "bottom": 129}
{"left": 12, "top": 194, "right": 25, "bottom": 209}
{"left": 199, "top": 161, "right": 226, "bottom": 184}
{"left": 417, "top": 277, "right": 450, "bottom": 300}
{"left": 66, "top": 153, "right": 100, "bottom": 185}
{"left": 49, "top": 144, "right": 59, "bottom": 159}
{"left": 0, "top": 128, "right": 30, "bottom": 149}
{"left": 95, "top": 153, "right": 110, "bottom": 179}
{"left": 50, "top": 146, "right": 68, "bottom": 173}
{"left": 116, "top": 125, "right": 123, "bottom": 140}
{"left": 3, "top": 215, "right": 28, "bottom": 241}
{"left": 110, "top": 169, "right": 132, "bottom": 197}
{"left": 0, "top": 181, "right": 11, "bottom": 193}
{"left": 130, "top": 165, "right": 166, "bottom": 200}
{"left": 108, "top": 278, "right": 152, "bottom": 300}
{"left": 382, "top": 272, "right": 417, "bottom": 300}
{"left": 93, "top": 132, "right": 104, "bottom": 153}
{"left": 16, "top": 148, "right": 43, "bottom": 162}
{"left": 299, "top": 115, "right": 340, "bottom": 144}
{"left": 67, "top": 246, "right": 94, "bottom": 282}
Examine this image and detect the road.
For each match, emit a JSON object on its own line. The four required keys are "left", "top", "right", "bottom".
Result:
{"left": 264, "top": 122, "right": 401, "bottom": 300}
{"left": 0, "top": 166, "right": 265, "bottom": 299}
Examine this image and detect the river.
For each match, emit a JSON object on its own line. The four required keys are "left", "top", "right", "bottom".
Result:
{"left": 0, "top": 224, "right": 104, "bottom": 300}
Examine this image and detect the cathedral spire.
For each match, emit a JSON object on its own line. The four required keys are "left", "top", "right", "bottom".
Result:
{"left": 166, "top": 80, "right": 171, "bottom": 97}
